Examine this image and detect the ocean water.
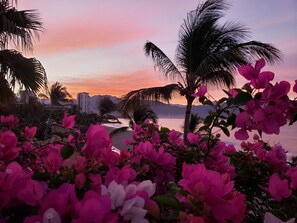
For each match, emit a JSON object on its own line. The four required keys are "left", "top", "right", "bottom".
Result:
{"left": 119, "top": 117, "right": 297, "bottom": 154}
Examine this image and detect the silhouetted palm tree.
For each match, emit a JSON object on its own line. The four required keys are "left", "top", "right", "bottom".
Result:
{"left": 0, "top": 0, "right": 47, "bottom": 105}
{"left": 40, "top": 82, "right": 71, "bottom": 138}
{"left": 122, "top": 0, "right": 282, "bottom": 139}
{"left": 98, "top": 96, "right": 117, "bottom": 118}
{"left": 43, "top": 82, "right": 72, "bottom": 107}
{"left": 110, "top": 105, "right": 158, "bottom": 137}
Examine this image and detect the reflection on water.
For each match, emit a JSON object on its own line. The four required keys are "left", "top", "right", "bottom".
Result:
{"left": 119, "top": 117, "right": 297, "bottom": 154}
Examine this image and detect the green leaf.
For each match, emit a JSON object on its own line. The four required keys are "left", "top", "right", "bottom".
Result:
{"left": 203, "top": 100, "right": 214, "bottom": 106}
{"left": 203, "top": 115, "right": 213, "bottom": 126}
{"left": 217, "top": 97, "right": 227, "bottom": 105}
{"left": 242, "top": 84, "right": 253, "bottom": 93}
{"left": 233, "top": 92, "right": 253, "bottom": 105}
{"left": 153, "top": 195, "right": 181, "bottom": 209}
{"left": 227, "top": 114, "right": 237, "bottom": 129}
{"left": 198, "top": 125, "right": 209, "bottom": 132}
{"left": 220, "top": 126, "right": 230, "bottom": 137}
{"left": 60, "top": 145, "right": 74, "bottom": 160}
{"left": 223, "top": 89, "right": 232, "bottom": 97}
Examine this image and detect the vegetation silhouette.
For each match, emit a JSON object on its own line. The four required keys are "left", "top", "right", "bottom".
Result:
{"left": 122, "top": 0, "right": 282, "bottom": 140}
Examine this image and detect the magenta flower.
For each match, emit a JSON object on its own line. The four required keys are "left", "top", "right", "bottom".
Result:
{"left": 0, "top": 114, "right": 19, "bottom": 128}
{"left": 187, "top": 133, "right": 200, "bottom": 144}
{"left": 105, "top": 165, "right": 137, "bottom": 186}
{"left": 168, "top": 129, "right": 184, "bottom": 146}
{"left": 24, "top": 126, "right": 37, "bottom": 140}
{"left": 17, "top": 179, "right": 47, "bottom": 206}
{"left": 45, "top": 150, "right": 62, "bottom": 173}
{"left": 192, "top": 85, "right": 207, "bottom": 98}
{"left": 262, "top": 81, "right": 291, "bottom": 101}
{"left": 75, "top": 173, "right": 86, "bottom": 189}
{"left": 268, "top": 174, "right": 292, "bottom": 201}
{"left": 73, "top": 191, "right": 117, "bottom": 223}
{"left": 238, "top": 58, "right": 274, "bottom": 89}
{"left": 228, "top": 89, "right": 238, "bottom": 97}
{"left": 39, "top": 183, "right": 79, "bottom": 220}
{"left": 81, "top": 124, "right": 113, "bottom": 162}
{"left": 0, "top": 162, "right": 31, "bottom": 210}
{"left": 62, "top": 112, "right": 76, "bottom": 129}
{"left": 0, "top": 131, "right": 19, "bottom": 162}
{"left": 178, "top": 163, "right": 246, "bottom": 222}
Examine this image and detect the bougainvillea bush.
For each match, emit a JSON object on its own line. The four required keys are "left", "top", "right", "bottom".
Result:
{"left": 1, "top": 59, "right": 297, "bottom": 223}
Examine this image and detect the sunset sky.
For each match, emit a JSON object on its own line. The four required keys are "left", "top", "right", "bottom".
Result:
{"left": 18, "top": 0, "right": 297, "bottom": 104}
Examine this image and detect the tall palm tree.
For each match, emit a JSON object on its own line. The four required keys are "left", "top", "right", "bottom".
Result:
{"left": 0, "top": 0, "right": 47, "bottom": 105}
{"left": 42, "top": 82, "right": 72, "bottom": 107}
{"left": 40, "top": 82, "right": 72, "bottom": 138}
{"left": 122, "top": 0, "right": 282, "bottom": 139}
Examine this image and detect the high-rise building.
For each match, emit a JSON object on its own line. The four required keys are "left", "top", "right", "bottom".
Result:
{"left": 77, "top": 92, "right": 90, "bottom": 113}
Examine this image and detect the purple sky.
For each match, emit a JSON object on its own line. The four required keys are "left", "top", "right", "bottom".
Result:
{"left": 18, "top": 0, "right": 297, "bottom": 104}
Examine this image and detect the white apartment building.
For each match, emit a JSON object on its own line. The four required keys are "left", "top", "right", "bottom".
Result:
{"left": 77, "top": 92, "right": 90, "bottom": 113}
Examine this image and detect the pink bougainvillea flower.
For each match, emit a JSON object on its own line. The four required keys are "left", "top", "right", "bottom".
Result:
{"left": 178, "top": 163, "right": 246, "bottom": 223}
{"left": 81, "top": 124, "right": 112, "bottom": 160}
{"left": 262, "top": 81, "right": 291, "bottom": 101}
{"left": 104, "top": 165, "right": 137, "bottom": 186}
{"left": 238, "top": 58, "right": 265, "bottom": 80}
{"left": 286, "top": 167, "right": 297, "bottom": 190}
{"left": 268, "top": 174, "right": 292, "bottom": 201}
{"left": 89, "top": 173, "right": 102, "bottom": 192}
{"left": 234, "top": 129, "right": 249, "bottom": 140}
{"left": 0, "top": 162, "right": 32, "bottom": 210}
{"left": 75, "top": 173, "right": 86, "bottom": 189}
{"left": 0, "top": 115, "right": 19, "bottom": 128}
{"left": 24, "top": 126, "right": 37, "bottom": 140}
{"left": 39, "top": 183, "right": 79, "bottom": 220}
{"left": 187, "top": 133, "right": 200, "bottom": 144}
{"left": 293, "top": 80, "right": 297, "bottom": 93}
{"left": 168, "top": 130, "right": 184, "bottom": 146}
{"left": 17, "top": 179, "right": 47, "bottom": 206}
{"left": 120, "top": 196, "right": 147, "bottom": 223}
{"left": 238, "top": 58, "right": 275, "bottom": 89}
{"left": 101, "top": 180, "right": 126, "bottom": 210}
{"left": 265, "top": 144, "right": 287, "bottom": 172}
{"left": 192, "top": 85, "right": 207, "bottom": 98}
{"left": 45, "top": 150, "right": 62, "bottom": 173}
{"left": 73, "top": 191, "right": 117, "bottom": 223}
{"left": 0, "top": 131, "right": 20, "bottom": 162}
{"left": 62, "top": 112, "right": 76, "bottom": 129}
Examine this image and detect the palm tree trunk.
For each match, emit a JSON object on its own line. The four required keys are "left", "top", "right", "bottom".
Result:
{"left": 183, "top": 97, "right": 194, "bottom": 142}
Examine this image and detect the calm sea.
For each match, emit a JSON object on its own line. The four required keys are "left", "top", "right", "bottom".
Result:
{"left": 119, "top": 117, "right": 297, "bottom": 154}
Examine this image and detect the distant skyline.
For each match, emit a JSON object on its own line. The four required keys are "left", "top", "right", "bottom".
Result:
{"left": 18, "top": 0, "right": 297, "bottom": 104}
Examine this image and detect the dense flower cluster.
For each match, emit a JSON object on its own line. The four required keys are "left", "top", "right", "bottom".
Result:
{"left": 0, "top": 59, "right": 297, "bottom": 222}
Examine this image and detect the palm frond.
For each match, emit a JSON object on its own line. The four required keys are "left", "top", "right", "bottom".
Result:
{"left": 0, "top": 74, "right": 15, "bottom": 104}
{"left": 188, "top": 113, "right": 202, "bottom": 132}
{"left": 0, "top": 49, "right": 47, "bottom": 92}
{"left": 144, "top": 41, "right": 184, "bottom": 83}
{"left": 235, "top": 41, "right": 283, "bottom": 64}
{"left": 200, "top": 70, "right": 235, "bottom": 88}
{"left": 0, "top": 2, "right": 43, "bottom": 52}
{"left": 121, "top": 84, "right": 180, "bottom": 111}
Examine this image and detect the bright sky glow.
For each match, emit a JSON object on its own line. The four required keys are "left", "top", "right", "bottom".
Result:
{"left": 18, "top": 0, "right": 297, "bottom": 104}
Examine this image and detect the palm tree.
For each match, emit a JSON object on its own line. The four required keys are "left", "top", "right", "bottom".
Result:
{"left": 110, "top": 105, "right": 158, "bottom": 137}
{"left": 0, "top": 0, "right": 47, "bottom": 105}
{"left": 122, "top": 0, "right": 282, "bottom": 140}
{"left": 39, "top": 82, "right": 72, "bottom": 138}
{"left": 97, "top": 96, "right": 119, "bottom": 122}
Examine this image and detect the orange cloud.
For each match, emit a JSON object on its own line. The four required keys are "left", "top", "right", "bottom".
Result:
{"left": 63, "top": 68, "right": 171, "bottom": 99}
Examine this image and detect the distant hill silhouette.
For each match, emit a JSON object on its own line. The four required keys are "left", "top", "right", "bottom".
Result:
{"left": 74, "top": 94, "right": 213, "bottom": 118}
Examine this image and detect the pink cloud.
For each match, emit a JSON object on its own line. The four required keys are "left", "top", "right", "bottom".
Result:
{"left": 63, "top": 68, "right": 170, "bottom": 99}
